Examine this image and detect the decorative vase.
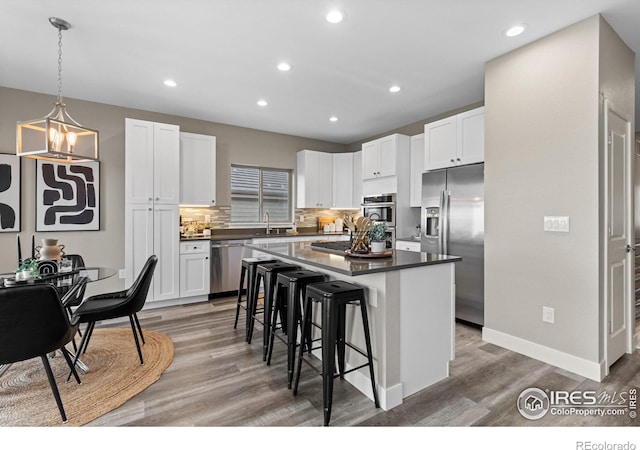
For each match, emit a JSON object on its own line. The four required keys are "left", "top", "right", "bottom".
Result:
{"left": 370, "top": 240, "right": 386, "bottom": 254}
{"left": 37, "top": 238, "right": 65, "bottom": 262}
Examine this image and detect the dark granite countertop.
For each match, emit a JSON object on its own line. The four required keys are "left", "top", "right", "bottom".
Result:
{"left": 245, "top": 241, "right": 461, "bottom": 276}
{"left": 180, "top": 230, "right": 349, "bottom": 242}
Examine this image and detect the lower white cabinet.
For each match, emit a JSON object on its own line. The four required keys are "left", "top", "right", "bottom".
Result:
{"left": 179, "top": 240, "right": 210, "bottom": 298}
{"left": 125, "top": 203, "right": 180, "bottom": 303}
{"left": 395, "top": 239, "right": 421, "bottom": 252}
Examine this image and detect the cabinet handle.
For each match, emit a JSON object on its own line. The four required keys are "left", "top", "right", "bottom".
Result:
{"left": 148, "top": 208, "right": 152, "bottom": 211}
{"left": 148, "top": 197, "right": 152, "bottom": 201}
{"left": 456, "top": 158, "right": 461, "bottom": 162}
{"left": 155, "top": 197, "right": 160, "bottom": 201}
{"left": 193, "top": 246, "right": 198, "bottom": 249}
{"left": 205, "top": 257, "right": 208, "bottom": 260}
{"left": 450, "top": 159, "right": 455, "bottom": 163}
{"left": 212, "top": 200, "right": 215, "bottom": 204}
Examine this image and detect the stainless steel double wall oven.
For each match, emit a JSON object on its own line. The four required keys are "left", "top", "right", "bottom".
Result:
{"left": 361, "top": 193, "right": 396, "bottom": 248}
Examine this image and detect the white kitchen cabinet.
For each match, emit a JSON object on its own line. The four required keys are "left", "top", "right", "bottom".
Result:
{"left": 362, "top": 134, "right": 400, "bottom": 180}
{"left": 125, "top": 119, "right": 180, "bottom": 204}
{"left": 296, "top": 150, "right": 333, "bottom": 208}
{"left": 332, "top": 152, "right": 354, "bottom": 208}
{"left": 179, "top": 132, "right": 217, "bottom": 206}
{"left": 180, "top": 133, "right": 216, "bottom": 206}
{"left": 352, "top": 150, "right": 362, "bottom": 207}
{"left": 125, "top": 201, "right": 180, "bottom": 304}
{"left": 424, "top": 106, "right": 484, "bottom": 171}
{"left": 125, "top": 118, "right": 180, "bottom": 304}
{"left": 395, "top": 239, "right": 421, "bottom": 252}
{"left": 410, "top": 134, "right": 424, "bottom": 207}
{"left": 179, "top": 240, "right": 210, "bottom": 298}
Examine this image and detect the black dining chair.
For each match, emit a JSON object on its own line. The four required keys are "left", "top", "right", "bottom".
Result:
{"left": 68, "top": 255, "right": 157, "bottom": 376}
{"left": 0, "top": 284, "right": 82, "bottom": 423}
{"left": 60, "top": 254, "right": 87, "bottom": 312}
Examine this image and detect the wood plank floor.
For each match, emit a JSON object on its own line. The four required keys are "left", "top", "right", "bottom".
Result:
{"left": 86, "top": 296, "right": 640, "bottom": 427}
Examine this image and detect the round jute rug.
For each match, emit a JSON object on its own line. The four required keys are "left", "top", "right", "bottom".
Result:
{"left": 0, "top": 327, "right": 174, "bottom": 427}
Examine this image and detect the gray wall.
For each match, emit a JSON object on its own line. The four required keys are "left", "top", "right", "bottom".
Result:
{"left": 484, "top": 15, "right": 634, "bottom": 367}
{"left": 0, "top": 86, "right": 347, "bottom": 294}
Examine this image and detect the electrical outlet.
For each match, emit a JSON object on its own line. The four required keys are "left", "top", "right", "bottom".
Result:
{"left": 542, "top": 306, "right": 555, "bottom": 324}
{"left": 119, "top": 269, "right": 126, "bottom": 279}
{"left": 299, "top": 215, "right": 304, "bottom": 222}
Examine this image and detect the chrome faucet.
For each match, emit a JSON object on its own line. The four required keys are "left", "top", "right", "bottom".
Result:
{"left": 264, "top": 211, "right": 270, "bottom": 235}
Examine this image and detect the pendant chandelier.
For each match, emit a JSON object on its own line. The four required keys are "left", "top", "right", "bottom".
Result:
{"left": 16, "top": 17, "right": 98, "bottom": 163}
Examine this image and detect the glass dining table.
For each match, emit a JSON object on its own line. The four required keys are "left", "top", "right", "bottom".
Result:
{"left": 0, "top": 266, "right": 117, "bottom": 378}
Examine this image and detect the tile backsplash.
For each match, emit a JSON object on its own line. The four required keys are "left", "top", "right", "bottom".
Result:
{"left": 179, "top": 206, "right": 360, "bottom": 232}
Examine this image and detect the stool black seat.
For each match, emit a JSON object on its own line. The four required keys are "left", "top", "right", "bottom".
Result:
{"left": 293, "top": 280, "right": 380, "bottom": 426}
{"left": 247, "top": 261, "right": 299, "bottom": 360}
{"left": 235, "top": 257, "right": 277, "bottom": 340}
{"left": 267, "top": 270, "right": 326, "bottom": 387}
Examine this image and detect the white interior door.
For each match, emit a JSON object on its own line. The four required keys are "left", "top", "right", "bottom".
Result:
{"left": 604, "top": 99, "right": 633, "bottom": 371}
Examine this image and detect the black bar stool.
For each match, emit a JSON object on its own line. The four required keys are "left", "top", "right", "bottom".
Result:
{"left": 247, "top": 261, "right": 299, "bottom": 361}
{"left": 234, "top": 257, "right": 277, "bottom": 339}
{"left": 266, "top": 270, "right": 326, "bottom": 388}
{"left": 293, "top": 280, "right": 380, "bottom": 426}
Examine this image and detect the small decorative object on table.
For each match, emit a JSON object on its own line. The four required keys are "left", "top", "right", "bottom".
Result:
{"left": 15, "top": 257, "right": 40, "bottom": 280}
{"left": 368, "top": 222, "right": 388, "bottom": 254}
{"left": 348, "top": 217, "right": 372, "bottom": 254}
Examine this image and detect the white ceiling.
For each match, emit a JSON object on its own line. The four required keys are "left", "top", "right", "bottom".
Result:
{"left": 1, "top": 0, "right": 639, "bottom": 144}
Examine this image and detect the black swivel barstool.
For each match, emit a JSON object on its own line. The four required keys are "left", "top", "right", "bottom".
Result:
{"left": 234, "top": 257, "right": 277, "bottom": 339}
{"left": 293, "top": 280, "right": 380, "bottom": 426}
{"left": 247, "top": 261, "right": 299, "bottom": 361}
{"left": 266, "top": 270, "right": 326, "bottom": 388}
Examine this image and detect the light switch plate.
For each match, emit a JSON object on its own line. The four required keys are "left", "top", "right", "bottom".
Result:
{"left": 544, "top": 216, "right": 570, "bottom": 232}
{"left": 119, "top": 269, "right": 126, "bottom": 279}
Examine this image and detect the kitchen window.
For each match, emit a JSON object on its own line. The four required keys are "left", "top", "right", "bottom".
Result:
{"left": 230, "top": 165, "right": 292, "bottom": 224}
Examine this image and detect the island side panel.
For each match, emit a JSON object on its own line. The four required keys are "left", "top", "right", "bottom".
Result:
{"left": 399, "top": 262, "right": 456, "bottom": 398}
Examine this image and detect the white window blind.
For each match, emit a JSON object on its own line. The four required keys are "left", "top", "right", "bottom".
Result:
{"left": 230, "top": 165, "right": 291, "bottom": 223}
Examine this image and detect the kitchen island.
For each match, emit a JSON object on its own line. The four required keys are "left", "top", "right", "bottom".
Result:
{"left": 246, "top": 241, "right": 461, "bottom": 410}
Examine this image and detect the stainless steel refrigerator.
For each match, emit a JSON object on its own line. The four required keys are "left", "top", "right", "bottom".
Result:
{"left": 421, "top": 163, "right": 484, "bottom": 326}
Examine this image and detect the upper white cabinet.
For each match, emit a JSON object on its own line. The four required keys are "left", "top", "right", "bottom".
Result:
{"left": 361, "top": 134, "right": 410, "bottom": 197}
{"left": 352, "top": 150, "right": 362, "bottom": 207}
{"left": 125, "top": 119, "right": 180, "bottom": 205}
{"left": 424, "top": 106, "right": 485, "bottom": 171}
{"left": 332, "top": 152, "right": 354, "bottom": 208}
{"left": 297, "top": 150, "right": 333, "bottom": 208}
{"left": 410, "top": 134, "right": 424, "bottom": 207}
{"left": 362, "top": 134, "right": 402, "bottom": 180}
{"left": 179, "top": 132, "right": 216, "bottom": 206}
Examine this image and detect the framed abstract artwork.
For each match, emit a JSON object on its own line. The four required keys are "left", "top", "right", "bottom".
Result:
{"left": 0, "top": 154, "right": 21, "bottom": 232}
{"left": 36, "top": 160, "right": 100, "bottom": 231}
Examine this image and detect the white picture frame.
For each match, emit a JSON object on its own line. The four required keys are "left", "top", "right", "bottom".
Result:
{"left": 0, "top": 153, "right": 21, "bottom": 232}
{"left": 36, "top": 160, "right": 100, "bottom": 231}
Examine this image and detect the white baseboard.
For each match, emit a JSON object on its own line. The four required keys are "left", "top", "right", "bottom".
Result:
{"left": 482, "top": 327, "right": 604, "bottom": 382}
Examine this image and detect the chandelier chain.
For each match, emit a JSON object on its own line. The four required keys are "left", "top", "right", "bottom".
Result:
{"left": 57, "top": 26, "right": 63, "bottom": 103}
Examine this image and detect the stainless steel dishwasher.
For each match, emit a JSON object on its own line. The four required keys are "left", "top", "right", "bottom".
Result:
{"left": 210, "top": 239, "right": 251, "bottom": 297}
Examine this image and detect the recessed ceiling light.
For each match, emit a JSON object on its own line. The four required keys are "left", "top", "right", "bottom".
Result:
{"left": 257, "top": 99, "right": 268, "bottom": 107}
{"left": 329, "top": 116, "right": 338, "bottom": 122}
{"left": 277, "top": 62, "right": 291, "bottom": 71}
{"left": 163, "top": 79, "right": 177, "bottom": 87}
{"left": 505, "top": 24, "right": 527, "bottom": 37}
{"left": 389, "top": 85, "right": 401, "bottom": 93}
{"left": 326, "top": 9, "right": 343, "bottom": 24}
